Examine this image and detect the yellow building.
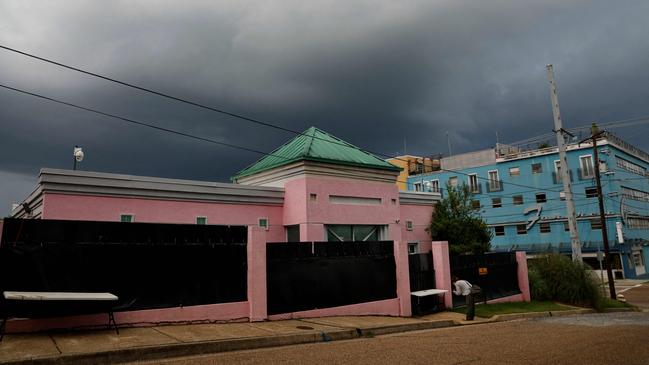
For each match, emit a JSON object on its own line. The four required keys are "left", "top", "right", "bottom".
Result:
{"left": 387, "top": 155, "right": 439, "bottom": 190}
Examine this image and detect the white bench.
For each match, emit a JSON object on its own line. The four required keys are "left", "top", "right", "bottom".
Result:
{"left": 411, "top": 289, "right": 448, "bottom": 315}
{"left": 1, "top": 291, "right": 119, "bottom": 340}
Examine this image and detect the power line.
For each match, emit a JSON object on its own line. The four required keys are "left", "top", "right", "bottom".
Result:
{"left": 0, "top": 83, "right": 296, "bottom": 162}
{"left": 0, "top": 44, "right": 621, "bottom": 196}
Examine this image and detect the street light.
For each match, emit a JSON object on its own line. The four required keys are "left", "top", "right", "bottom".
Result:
{"left": 73, "top": 146, "right": 84, "bottom": 170}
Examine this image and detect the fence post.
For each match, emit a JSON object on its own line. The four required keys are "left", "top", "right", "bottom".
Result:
{"left": 248, "top": 226, "right": 267, "bottom": 321}
{"left": 389, "top": 223, "right": 411, "bottom": 317}
{"left": 431, "top": 241, "right": 453, "bottom": 308}
{"left": 516, "top": 251, "right": 531, "bottom": 302}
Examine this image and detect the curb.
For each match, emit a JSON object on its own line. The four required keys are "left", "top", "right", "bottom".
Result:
{"left": 357, "top": 320, "right": 455, "bottom": 337}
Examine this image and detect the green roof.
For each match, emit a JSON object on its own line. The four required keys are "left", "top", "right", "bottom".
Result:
{"left": 232, "top": 127, "right": 400, "bottom": 180}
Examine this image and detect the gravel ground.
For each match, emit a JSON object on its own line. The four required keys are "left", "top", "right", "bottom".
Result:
{"left": 132, "top": 312, "right": 649, "bottom": 365}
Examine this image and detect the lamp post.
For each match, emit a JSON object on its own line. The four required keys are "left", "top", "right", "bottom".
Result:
{"left": 73, "top": 146, "right": 84, "bottom": 170}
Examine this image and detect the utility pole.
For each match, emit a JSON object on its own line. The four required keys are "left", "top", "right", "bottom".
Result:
{"left": 546, "top": 64, "right": 582, "bottom": 262}
{"left": 446, "top": 132, "right": 452, "bottom": 157}
{"left": 589, "top": 123, "right": 616, "bottom": 299}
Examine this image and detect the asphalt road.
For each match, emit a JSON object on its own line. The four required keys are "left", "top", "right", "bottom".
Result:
{"left": 134, "top": 312, "right": 649, "bottom": 365}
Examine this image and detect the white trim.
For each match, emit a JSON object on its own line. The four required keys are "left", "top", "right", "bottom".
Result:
{"left": 120, "top": 213, "right": 134, "bottom": 223}
{"left": 258, "top": 217, "right": 269, "bottom": 230}
{"left": 468, "top": 173, "right": 479, "bottom": 193}
{"left": 430, "top": 179, "right": 440, "bottom": 193}
{"left": 487, "top": 169, "right": 500, "bottom": 190}
{"left": 196, "top": 216, "right": 207, "bottom": 225}
{"left": 579, "top": 154, "right": 595, "bottom": 177}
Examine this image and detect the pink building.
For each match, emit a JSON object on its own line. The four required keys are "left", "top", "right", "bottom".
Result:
{"left": 5, "top": 127, "right": 528, "bottom": 332}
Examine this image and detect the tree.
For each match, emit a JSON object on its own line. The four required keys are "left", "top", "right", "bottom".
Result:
{"left": 428, "top": 183, "right": 492, "bottom": 255}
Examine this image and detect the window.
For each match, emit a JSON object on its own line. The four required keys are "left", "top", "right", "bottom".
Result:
{"left": 492, "top": 197, "right": 502, "bottom": 208}
{"left": 536, "top": 193, "right": 547, "bottom": 203}
{"left": 532, "top": 163, "right": 543, "bottom": 174}
{"left": 391, "top": 199, "right": 397, "bottom": 205}
{"left": 621, "top": 186, "right": 649, "bottom": 202}
{"left": 591, "top": 219, "right": 602, "bottom": 230}
{"left": 258, "top": 218, "right": 269, "bottom": 230}
{"left": 516, "top": 224, "right": 527, "bottom": 235}
{"left": 413, "top": 182, "right": 422, "bottom": 192}
{"left": 509, "top": 167, "right": 520, "bottom": 176}
{"left": 471, "top": 200, "right": 481, "bottom": 210}
{"left": 488, "top": 170, "right": 500, "bottom": 191}
{"left": 286, "top": 225, "right": 300, "bottom": 242}
{"left": 628, "top": 217, "right": 649, "bottom": 229}
{"left": 616, "top": 156, "right": 646, "bottom": 176}
{"left": 196, "top": 216, "right": 207, "bottom": 225}
{"left": 431, "top": 180, "right": 440, "bottom": 193}
{"left": 580, "top": 155, "right": 595, "bottom": 178}
{"left": 326, "top": 225, "right": 382, "bottom": 242}
{"left": 633, "top": 252, "right": 644, "bottom": 267}
{"left": 494, "top": 226, "right": 505, "bottom": 236}
{"left": 513, "top": 195, "right": 524, "bottom": 205}
{"left": 120, "top": 214, "right": 133, "bottom": 223}
{"left": 585, "top": 187, "right": 598, "bottom": 198}
{"left": 540, "top": 222, "right": 551, "bottom": 233}
{"left": 448, "top": 177, "right": 458, "bottom": 187}
{"left": 468, "top": 174, "right": 479, "bottom": 193}
{"left": 310, "top": 193, "right": 317, "bottom": 201}
{"left": 408, "top": 242, "right": 419, "bottom": 254}
{"left": 564, "top": 221, "right": 570, "bottom": 232}
{"left": 406, "top": 220, "right": 414, "bottom": 231}
{"left": 554, "top": 160, "right": 563, "bottom": 183}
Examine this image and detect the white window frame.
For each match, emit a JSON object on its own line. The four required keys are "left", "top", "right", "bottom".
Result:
{"left": 468, "top": 173, "right": 479, "bottom": 193}
{"left": 408, "top": 242, "right": 419, "bottom": 254}
{"left": 579, "top": 154, "right": 595, "bottom": 178}
{"left": 430, "top": 179, "right": 440, "bottom": 193}
{"left": 258, "top": 217, "right": 269, "bottom": 230}
{"left": 196, "top": 216, "right": 207, "bottom": 225}
{"left": 488, "top": 170, "right": 500, "bottom": 190}
{"left": 120, "top": 214, "right": 134, "bottom": 223}
{"left": 413, "top": 182, "right": 422, "bottom": 192}
{"left": 406, "top": 220, "right": 414, "bottom": 231}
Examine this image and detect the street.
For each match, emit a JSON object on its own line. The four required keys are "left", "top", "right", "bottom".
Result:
{"left": 134, "top": 312, "right": 649, "bottom": 365}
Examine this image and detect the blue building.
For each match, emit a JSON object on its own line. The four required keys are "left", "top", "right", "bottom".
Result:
{"left": 406, "top": 132, "right": 649, "bottom": 279}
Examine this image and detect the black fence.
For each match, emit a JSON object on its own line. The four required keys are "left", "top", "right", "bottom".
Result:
{"left": 0, "top": 219, "right": 248, "bottom": 318}
{"left": 408, "top": 253, "right": 435, "bottom": 292}
{"left": 450, "top": 252, "right": 520, "bottom": 307}
{"left": 266, "top": 241, "right": 397, "bottom": 315}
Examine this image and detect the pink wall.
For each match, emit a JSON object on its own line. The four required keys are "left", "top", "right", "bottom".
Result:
{"left": 431, "top": 241, "right": 453, "bottom": 308}
{"left": 248, "top": 227, "right": 267, "bottom": 321}
{"left": 42, "top": 193, "right": 286, "bottom": 242}
{"left": 399, "top": 204, "right": 434, "bottom": 245}
{"left": 516, "top": 251, "right": 531, "bottom": 302}
{"left": 267, "top": 298, "right": 401, "bottom": 320}
{"left": 6, "top": 301, "right": 250, "bottom": 333}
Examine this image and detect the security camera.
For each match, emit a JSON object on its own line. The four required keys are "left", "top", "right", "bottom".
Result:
{"left": 74, "top": 147, "right": 84, "bottom": 162}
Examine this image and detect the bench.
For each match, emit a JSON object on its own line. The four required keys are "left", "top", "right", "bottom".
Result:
{"left": 0, "top": 291, "right": 119, "bottom": 341}
{"left": 411, "top": 289, "right": 448, "bottom": 315}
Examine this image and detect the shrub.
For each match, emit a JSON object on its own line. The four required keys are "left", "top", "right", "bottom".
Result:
{"left": 528, "top": 254, "right": 603, "bottom": 310}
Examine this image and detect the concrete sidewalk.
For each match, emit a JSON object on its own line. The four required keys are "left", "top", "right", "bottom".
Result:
{"left": 0, "top": 315, "right": 458, "bottom": 365}
{"left": 0, "top": 305, "right": 620, "bottom": 365}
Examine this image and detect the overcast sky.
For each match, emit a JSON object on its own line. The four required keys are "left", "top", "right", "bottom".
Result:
{"left": 1, "top": 0, "right": 649, "bottom": 214}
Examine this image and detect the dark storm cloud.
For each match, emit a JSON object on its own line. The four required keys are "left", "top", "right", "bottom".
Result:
{"left": 1, "top": 0, "right": 649, "bottom": 213}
